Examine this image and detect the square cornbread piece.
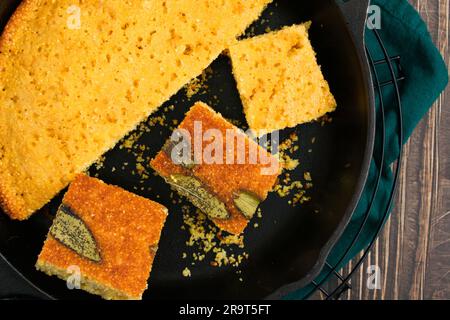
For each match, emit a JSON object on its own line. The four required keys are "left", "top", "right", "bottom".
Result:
{"left": 0, "top": 0, "right": 272, "bottom": 220}
{"left": 228, "top": 23, "right": 337, "bottom": 136}
{"left": 151, "top": 102, "right": 280, "bottom": 235}
{"left": 36, "top": 174, "right": 168, "bottom": 300}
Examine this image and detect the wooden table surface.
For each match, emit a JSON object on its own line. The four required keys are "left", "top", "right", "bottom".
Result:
{"left": 314, "top": 0, "right": 450, "bottom": 300}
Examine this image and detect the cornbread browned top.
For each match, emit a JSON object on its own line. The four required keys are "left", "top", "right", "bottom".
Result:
{"left": 228, "top": 23, "right": 337, "bottom": 135}
{"left": 37, "top": 174, "right": 168, "bottom": 299}
{"left": 0, "top": 0, "right": 272, "bottom": 220}
{"left": 151, "top": 102, "right": 280, "bottom": 234}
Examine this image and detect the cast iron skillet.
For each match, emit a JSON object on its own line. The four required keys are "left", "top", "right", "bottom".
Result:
{"left": 0, "top": 0, "right": 374, "bottom": 299}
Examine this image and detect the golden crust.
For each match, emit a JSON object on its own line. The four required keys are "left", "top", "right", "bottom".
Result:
{"left": 0, "top": 183, "right": 25, "bottom": 220}
{"left": 36, "top": 260, "right": 138, "bottom": 300}
{"left": 0, "top": 0, "right": 39, "bottom": 220}
{"left": 36, "top": 174, "right": 168, "bottom": 300}
{"left": 151, "top": 102, "right": 280, "bottom": 234}
{"left": 0, "top": 0, "right": 37, "bottom": 51}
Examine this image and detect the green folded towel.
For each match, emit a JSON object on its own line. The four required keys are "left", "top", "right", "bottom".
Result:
{"left": 286, "top": 0, "right": 448, "bottom": 299}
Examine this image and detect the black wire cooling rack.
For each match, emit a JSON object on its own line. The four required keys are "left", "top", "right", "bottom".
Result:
{"left": 305, "top": 27, "right": 405, "bottom": 300}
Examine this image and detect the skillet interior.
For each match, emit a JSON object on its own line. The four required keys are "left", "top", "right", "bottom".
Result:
{"left": 0, "top": 0, "right": 373, "bottom": 299}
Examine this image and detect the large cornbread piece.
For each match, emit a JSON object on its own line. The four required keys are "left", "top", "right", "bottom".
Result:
{"left": 0, "top": 0, "right": 272, "bottom": 220}
{"left": 36, "top": 174, "right": 168, "bottom": 300}
{"left": 228, "top": 23, "right": 337, "bottom": 135}
{"left": 151, "top": 102, "right": 280, "bottom": 235}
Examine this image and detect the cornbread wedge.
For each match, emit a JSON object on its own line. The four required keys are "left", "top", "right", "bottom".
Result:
{"left": 36, "top": 174, "right": 168, "bottom": 300}
{"left": 228, "top": 23, "right": 337, "bottom": 135}
{"left": 0, "top": 0, "right": 272, "bottom": 220}
{"left": 151, "top": 102, "right": 280, "bottom": 235}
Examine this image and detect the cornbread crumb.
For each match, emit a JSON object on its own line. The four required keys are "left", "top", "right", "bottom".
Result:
{"left": 185, "top": 79, "right": 203, "bottom": 99}
{"left": 182, "top": 267, "right": 192, "bottom": 278}
{"left": 256, "top": 208, "right": 263, "bottom": 219}
{"left": 273, "top": 133, "right": 313, "bottom": 208}
{"left": 304, "top": 172, "right": 312, "bottom": 181}
{"left": 229, "top": 23, "right": 337, "bottom": 135}
{"left": 184, "top": 67, "right": 214, "bottom": 99}
{"left": 319, "top": 114, "right": 334, "bottom": 126}
{"left": 218, "top": 233, "right": 245, "bottom": 248}
{"left": 94, "top": 156, "right": 106, "bottom": 171}
{"left": 181, "top": 206, "right": 249, "bottom": 276}
{"left": 277, "top": 133, "right": 301, "bottom": 171}
{"left": 284, "top": 158, "right": 300, "bottom": 171}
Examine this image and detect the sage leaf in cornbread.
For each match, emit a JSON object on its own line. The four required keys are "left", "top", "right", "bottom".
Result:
{"left": 233, "top": 191, "right": 261, "bottom": 220}
{"left": 167, "top": 174, "right": 230, "bottom": 220}
{"left": 50, "top": 205, "right": 101, "bottom": 263}
{"left": 162, "top": 140, "right": 195, "bottom": 170}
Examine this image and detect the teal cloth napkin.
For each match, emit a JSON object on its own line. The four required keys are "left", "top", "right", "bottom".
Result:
{"left": 286, "top": 0, "right": 448, "bottom": 299}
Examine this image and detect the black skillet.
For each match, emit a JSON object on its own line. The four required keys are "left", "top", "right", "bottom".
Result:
{"left": 0, "top": 0, "right": 374, "bottom": 299}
